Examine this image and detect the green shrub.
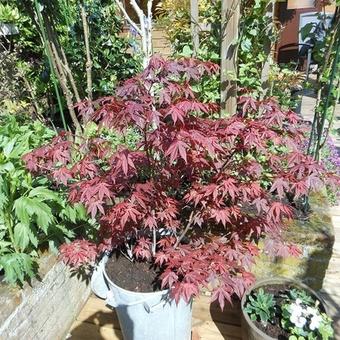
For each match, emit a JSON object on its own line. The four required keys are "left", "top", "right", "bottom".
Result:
{"left": 0, "top": 115, "right": 89, "bottom": 285}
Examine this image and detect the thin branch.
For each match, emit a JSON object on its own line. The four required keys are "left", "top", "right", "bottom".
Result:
{"left": 114, "top": 0, "right": 142, "bottom": 35}
{"left": 43, "top": 10, "right": 80, "bottom": 103}
{"left": 51, "top": 42, "right": 82, "bottom": 132}
{"left": 80, "top": 2, "right": 93, "bottom": 105}
{"left": 60, "top": 46, "right": 81, "bottom": 103}
{"left": 19, "top": 70, "right": 44, "bottom": 121}
{"left": 173, "top": 211, "right": 194, "bottom": 249}
{"left": 33, "top": 0, "right": 67, "bottom": 129}
{"left": 152, "top": 228, "right": 156, "bottom": 257}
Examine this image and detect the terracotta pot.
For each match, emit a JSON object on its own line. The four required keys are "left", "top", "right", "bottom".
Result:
{"left": 240, "top": 277, "right": 328, "bottom": 340}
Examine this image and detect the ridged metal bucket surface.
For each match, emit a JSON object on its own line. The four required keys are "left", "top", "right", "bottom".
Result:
{"left": 91, "top": 255, "right": 193, "bottom": 340}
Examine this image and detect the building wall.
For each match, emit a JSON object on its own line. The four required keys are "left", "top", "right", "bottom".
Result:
{"left": 276, "top": 0, "right": 335, "bottom": 64}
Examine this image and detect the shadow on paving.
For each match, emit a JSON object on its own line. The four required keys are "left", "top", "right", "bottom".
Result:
{"left": 69, "top": 308, "right": 123, "bottom": 340}
{"left": 208, "top": 299, "right": 242, "bottom": 340}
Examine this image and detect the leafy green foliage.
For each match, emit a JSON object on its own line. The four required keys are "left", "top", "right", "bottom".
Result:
{"left": 281, "top": 302, "right": 334, "bottom": 340}
{"left": 269, "top": 64, "right": 305, "bottom": 110}
{"left": 280, "top": 288, "right": 334, "bottom": 340}
{"left": 238, "top": 0, "right": 280, "bottom": 94}
{"left": 289, "top": 288, "right": 315, "bottom": 305}
{"left": 157, "top": 0, "right": 286, "bottom": 104}
{"left": 244, "top": 285, "right": 334, "bottom": 339}
{"left": 0, "top": 0, "right": 141, "bottom": 124}
{"left": 0, "top": 3, "right": 19, "bottom": 22}
{"left": 177, "top": 45, "right": 220, "bottom": 103}
{"left": 59, "top": 0, "right": 141, "bottom": 95}
{"left": 84, "top": 122, "right": 141, "bottom": 151}
{"left": 244, "top": 288, "right": 276, "bottom": 324}
{"left": 156, "top": 0, "right": 221, "bottom": 55}
{"left": 305, "top": 9, "right": 340, "bottom": 160}
{"left": 0, "top": 114, "right": 89, "bottom": 285}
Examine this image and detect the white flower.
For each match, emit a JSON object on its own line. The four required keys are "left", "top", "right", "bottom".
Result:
{"left": 306, "top": 306, "right": 318, "bottom": 316}
{"left": 290, "top": 303, "right": 303, "bottom": 317}
{"left": 289, "top": 303, "right": 307, "bottom": 328}
{"left": 296, "top": 298, "right": 302, "bottom": 305}
{"left": 309, "top": 314, "right": 322, "bottom": 330}
{"left": 294, "top": 316, "right": 307, "bottom": 328}
{"left": 290, "top": 314, "right": 299, "bottom": 324}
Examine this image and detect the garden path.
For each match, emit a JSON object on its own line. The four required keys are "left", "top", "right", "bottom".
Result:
{"left": 68, "top": 294, "right": 242, "bottom": 340}
{"left": 300, "top": 88, "right": 340, "bottom": 149}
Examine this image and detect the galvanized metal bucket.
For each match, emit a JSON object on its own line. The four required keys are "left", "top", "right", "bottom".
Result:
{"left": 91, "top": 254, "right": 192, "bottom": 340}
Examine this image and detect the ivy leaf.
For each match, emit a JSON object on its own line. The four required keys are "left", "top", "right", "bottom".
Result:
{"left": 300, "top": 22, "right": 315, "bottom": 41}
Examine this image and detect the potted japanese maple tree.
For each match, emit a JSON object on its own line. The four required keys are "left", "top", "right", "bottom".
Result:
{"left": 23, "top": 56, "right": 338, "bottom": 340}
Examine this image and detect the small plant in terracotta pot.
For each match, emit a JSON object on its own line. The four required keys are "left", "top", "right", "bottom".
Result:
{"left": 23, "top": 56, "right": 338, "bottom": 340}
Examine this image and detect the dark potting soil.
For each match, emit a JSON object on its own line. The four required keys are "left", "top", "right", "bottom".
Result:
{"left": 105, "top": 254, "right": 162, "bottom": 293}
{"left": 249, "top": 284, "right": 319, "bottom": 340}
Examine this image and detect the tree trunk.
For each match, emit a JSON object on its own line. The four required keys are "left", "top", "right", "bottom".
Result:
{"left": 80, "top": 3, "right": 93, "bottom": 105}
{"left": 190, "top": 0, "right": 199, "bottom": 56}
{"left": 220, "top": 0, "right": 240, "bottom": 117}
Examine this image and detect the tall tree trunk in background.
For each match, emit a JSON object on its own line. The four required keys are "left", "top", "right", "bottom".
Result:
{"left": 190, "top": 0, "right": 199, "bottom": 56}
{"left": 80, "top": 2, "right": 93, "bottom": 106}
{"left": 220, "top": 0, "right": 240, "bottom": 117}
{"left": 260, "top": 1, "right": 275, "bottom": 97}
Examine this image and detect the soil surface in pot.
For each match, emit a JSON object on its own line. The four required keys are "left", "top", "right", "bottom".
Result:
{"left": 105, "top": 254, "right": 162, "bottom": 293}
{"left": 249, "top": 283, "right": 321, "bottom": 340}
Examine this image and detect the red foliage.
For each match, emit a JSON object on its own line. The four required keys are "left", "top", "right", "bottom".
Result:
{"left": 23, "top": 56, "right": 339, "bottom": 309}
{"left": 59, "top": 239, "right": 97, "bottom": 268}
